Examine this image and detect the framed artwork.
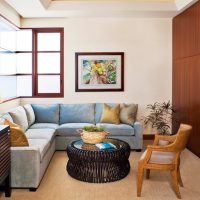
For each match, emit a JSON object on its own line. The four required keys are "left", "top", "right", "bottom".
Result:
{"left": 75, "top": 52, "right": 124, "bottom": 92}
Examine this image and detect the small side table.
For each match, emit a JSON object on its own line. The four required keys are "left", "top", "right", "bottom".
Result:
{"left": 0, "top": 125, "right": 11, "bottom": 197}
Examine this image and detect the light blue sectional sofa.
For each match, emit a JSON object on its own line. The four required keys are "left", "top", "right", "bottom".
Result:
{"left": 0, "top": 103, "right": 143, "bottom": 190}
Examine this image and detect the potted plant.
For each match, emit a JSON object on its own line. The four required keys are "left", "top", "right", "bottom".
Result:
{"left": 143, "top": 101, "right": 175, "bottom": 135}
{"left": 77, "top": 125, "right": 109, "bottom": 144}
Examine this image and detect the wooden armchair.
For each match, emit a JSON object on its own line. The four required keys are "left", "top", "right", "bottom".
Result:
{"left": 137, "top": 124, "right": 192, "bottom": 199}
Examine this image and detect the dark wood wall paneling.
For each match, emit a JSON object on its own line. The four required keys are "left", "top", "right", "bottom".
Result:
{"left": 173, "top": 1, "right": 200, "bottom": 157}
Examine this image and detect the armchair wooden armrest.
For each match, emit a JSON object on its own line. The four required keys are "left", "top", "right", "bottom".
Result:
{"left": 153, "top": 134, "right": 177, "bottom": 145}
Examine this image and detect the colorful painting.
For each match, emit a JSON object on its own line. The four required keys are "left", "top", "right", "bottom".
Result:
{"left": 82, "top": 59, "right": 117, "bottom": 85}
{"left": 75, "top": 52, "right": 124, "bottom": 92}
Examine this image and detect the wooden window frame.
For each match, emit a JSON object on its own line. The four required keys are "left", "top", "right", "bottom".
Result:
{"left": 19, "top": 28, "right": 64, "bottom": 98}
{"left": 0, "top": 15, "right": 64, "bottom": 103}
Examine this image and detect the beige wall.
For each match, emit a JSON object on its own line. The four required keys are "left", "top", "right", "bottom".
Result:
{"left": 21, "top": 18, "right": 172, "bottom": 122}
{"left": 0, "top": 0, "right": 20, "bottom": 27}
{"left": 0, "top": 99, "right": 20, "bottom": 114}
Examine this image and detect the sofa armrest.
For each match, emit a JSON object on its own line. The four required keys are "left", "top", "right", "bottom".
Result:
{"left": 11, "top": 147, "right": 41, "bottom": 188}
{"left": 133, "top": 121, "right": 143, "bottom": 150}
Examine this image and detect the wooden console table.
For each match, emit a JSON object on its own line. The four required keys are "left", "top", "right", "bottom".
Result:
{"left": 0, "top": 125, "right": 11, "bottom": 197}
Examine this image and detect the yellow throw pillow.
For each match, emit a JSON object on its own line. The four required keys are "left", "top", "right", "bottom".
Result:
{"left": 4, "top": 119, "right": 20, "bottom": 128}
{"left": 100, "top": 104, "right": 120, "bottom": 124}
{"left": 4, "top": 119, "right": 29, "bottom": 147}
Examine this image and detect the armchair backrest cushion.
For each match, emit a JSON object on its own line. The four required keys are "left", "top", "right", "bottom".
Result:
{"left": 60, "top": 103, "right": 95, "bottom": 124}
{"left": 31, "top": 104, "right": 59, "bottom": 124}
{"left": 173, "top": 124, "right": 192, "bottom": 152}
{"left": 9, "top": 106, "right": 29, "bottom": 131}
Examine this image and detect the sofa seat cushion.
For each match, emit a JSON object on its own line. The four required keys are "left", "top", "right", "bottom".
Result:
{"left": 56, "top": 123, "right": 94, "bottom": 136}
{"left": 96, "top": 123, "right": 135, "bottom": 136}
{"left": 28, "top": 139, "right": 50, "bottom": 161}
{"left": 30, "top": 123, "right": 58, "bottom": 129}
{"left": 60, "top": 104, "right": 95, "bottom": 124}
{"left": 9, "top": 106, "right": 29, "bottom": 131}
{"left": 25, "top": 129, "right": 56, "bottom": 142}
{"left": 140, "top": 150, "right": 175, "bottom": 164}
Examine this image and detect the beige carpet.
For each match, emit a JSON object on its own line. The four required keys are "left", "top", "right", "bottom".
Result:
{"left": 1, "top": 149, "right": 200, "bottom": 200}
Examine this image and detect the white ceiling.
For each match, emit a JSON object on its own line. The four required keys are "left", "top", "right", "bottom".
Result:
{"left": 4, "top": 0, "right": 198, "bottom": 18}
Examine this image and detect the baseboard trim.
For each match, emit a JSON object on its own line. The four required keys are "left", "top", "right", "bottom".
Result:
{"left": 143, "top": 134, "right": 155, "bottom": 140}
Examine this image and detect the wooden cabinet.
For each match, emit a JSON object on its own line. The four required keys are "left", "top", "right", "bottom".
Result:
{"left": 0, "top": 125, "right": 11, "bottom": 197}
{"left": 173, "top": 1, "right": 200, "bottom": 157}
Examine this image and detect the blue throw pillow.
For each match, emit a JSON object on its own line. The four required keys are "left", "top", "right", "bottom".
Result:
{"left": 31, "top": 104, "right": 59, "bottom": 124}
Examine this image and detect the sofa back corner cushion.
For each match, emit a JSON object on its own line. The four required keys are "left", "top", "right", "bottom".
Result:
{"left": 31, "top": 104, "right": 59, "bottom": 124}
{"left": 23, "top": 104, "right": 35, "bottom": 126}
{"left": 9, "top": 106, "right": 29, "bottom": 131}
{"left": 60, "top": 103, "right": 95, "bottom": 124}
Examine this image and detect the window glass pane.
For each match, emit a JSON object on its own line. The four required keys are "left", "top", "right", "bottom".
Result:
{"left": 38, "top": 75, "right": 60, "bottom": 93}
{"left": 0, "top": 76, "right": 17, "bottom": 101}
{"left": 38, "top": 33, "right": 60, "bottom": 51}
{"left": 17, "top": 53, "right": 32, "bottom": 73}
{"left": 17, "top": 30, "right": 32, "bottom": 51}
{"left": 17, "top": 76, "right": 32, "bottom": 96}
{"left": 0, "top": 30, "right": 16, "bottom": 51}
{"left": 0, "top": 52, "right": 16, "bottom": 74}
{"left": 38, "top": 53, "right": 60, "bottom": 73}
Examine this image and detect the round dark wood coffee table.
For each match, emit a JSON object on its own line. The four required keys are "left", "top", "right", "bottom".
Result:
{"left": 66, "top": 138, "right": 130, "bottom": 183}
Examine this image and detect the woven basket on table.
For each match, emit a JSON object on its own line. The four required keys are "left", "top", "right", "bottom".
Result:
{"left": 77, "top": 129, "right": 108, "bottom": 144}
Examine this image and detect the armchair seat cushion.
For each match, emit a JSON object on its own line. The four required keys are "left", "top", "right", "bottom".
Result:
{"left": 28, "top": 139, "right": 50, "bottom": 161}
{"left": 25, "top": 129, "right": 56, "bottom": 142}
{"left": 96, "top": 123, "right": 135, "bottom": 136}
{"left": 30, "top": 123, "right": 58, "bottom": 130}
{"left": 140, "top": 150, "right": 175, "bottom": 164}
{"left": 56, "top": 123, "right": 94, "bottom": 136}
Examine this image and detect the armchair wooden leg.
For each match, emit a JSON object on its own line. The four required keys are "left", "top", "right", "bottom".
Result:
{"left": 170, "top": 170, "right": 181, "bottom": 199}
{"left": 177, "top": 168, "right": 183, "bottom": 187}
{"left": 137, "top": 163, "right": 144, "bottom": 197}
{"left": 146, "top": 169, "right": 150, "bottom": 179}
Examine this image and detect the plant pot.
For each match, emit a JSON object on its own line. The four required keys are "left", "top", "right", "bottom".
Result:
{"left": 77, "top": 129, "right": 108, "bottom": 144}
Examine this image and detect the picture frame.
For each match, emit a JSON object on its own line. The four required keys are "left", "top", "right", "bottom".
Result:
{"left": 75, "top": 52, "right": 124, "bottom": 92}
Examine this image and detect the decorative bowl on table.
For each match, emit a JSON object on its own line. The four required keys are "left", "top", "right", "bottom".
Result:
{"left": 77, "top": 125, "right": 108, "bottom": 144}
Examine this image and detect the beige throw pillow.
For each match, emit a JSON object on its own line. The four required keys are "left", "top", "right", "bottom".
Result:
{"left": 100, "top": 104, "right": 120, "bottom": 124}
{"left": 120, "top": 103, "right": 138, "bottom": 125}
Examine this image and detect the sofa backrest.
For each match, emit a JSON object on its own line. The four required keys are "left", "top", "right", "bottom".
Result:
{"left": 9, "top": 106, "right": 29, "bottom": 131}
{"left": 31, "top": 104, "right": 59, "bottom": 124}
{"left": 23, "top": 104, "right": 35, "bottom": 126}
{"left": 95, "top": 103, "right": 118, "bottom": 123}
{"left": 60, "top": 103, "right": 95, "bottom": 124}
{"left": 0, "top": 113, "right": 14, "bottom": 124}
